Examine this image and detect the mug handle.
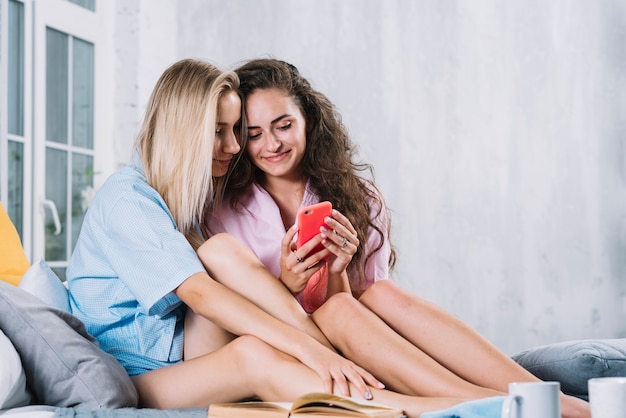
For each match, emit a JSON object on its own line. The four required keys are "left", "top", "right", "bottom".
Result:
{"left": 501, "top": 394, "right": 521, "bottom": 418}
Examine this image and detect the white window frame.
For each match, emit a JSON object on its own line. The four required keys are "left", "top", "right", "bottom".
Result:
{"left": 1, "top": 0, "right": 112, "bottom": 264}
{"left": 1, "top": 0, "right": 33, "bottom": 256}
{"left": 32, "top": 0, "right": 112, "bottom": 267}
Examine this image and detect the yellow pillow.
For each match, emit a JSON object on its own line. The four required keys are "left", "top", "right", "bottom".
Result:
{"left": 0, "top": 203, "right": 30, "bottom": 285}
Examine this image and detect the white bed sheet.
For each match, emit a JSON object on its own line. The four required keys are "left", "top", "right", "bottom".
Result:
{"left": 0, "top": 405, "right": 56, "bottom": 417}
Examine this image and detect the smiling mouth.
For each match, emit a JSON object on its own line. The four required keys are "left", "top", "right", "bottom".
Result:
{"left": 263, "top": 150, "right": 290, "bottom": 162}
{"left": 214, "top": 158, "right": 232, "bottom": 166}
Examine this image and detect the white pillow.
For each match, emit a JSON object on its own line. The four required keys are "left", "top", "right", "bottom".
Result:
{"left": 18, "top": 259, "right": 69, "bottom": 312}
{"left": 0, "top": 329, "right": 31, "bottom": 410}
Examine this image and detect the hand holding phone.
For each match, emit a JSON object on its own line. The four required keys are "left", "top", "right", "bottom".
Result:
{"left": 296, "top": 201, "right": 333, "bottom": 258}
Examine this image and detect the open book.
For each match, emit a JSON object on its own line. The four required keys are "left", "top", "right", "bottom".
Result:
{"left": 208, "top": 392, "right": 406, "bottom": 418}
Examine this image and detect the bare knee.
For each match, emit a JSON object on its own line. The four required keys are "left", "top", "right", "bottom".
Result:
{"left": 359, "top": 280, "right": 394, "bottom": 300}
{"left": 229, "top": 335, "right": 289, "bottom": 377}
{"left": 231, "top": 335, "right": 278, "bottom": 359}
{"left": 360, "top": 280, "right": 440, "bottom": 324}
{"left": 197, "top": 233, "right": 263, "bottom": 275}
{"left": 198, "top": 233, "right": 243, "bottom": 262}
{"left": 359, "top": 280, "right": 412, "bottom": 308}
{"left": 312, "top": 292, "right": 364, "bottom": 330}
{"left": 314, "top": 291, "right": 357, "bottom": 316}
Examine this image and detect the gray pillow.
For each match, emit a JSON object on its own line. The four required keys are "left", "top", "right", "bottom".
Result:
{"left": 512, "top": 339, "right": 626, "bottom": 400}
{"left": 0, "top": 281, "right": 138, "bottom": 408}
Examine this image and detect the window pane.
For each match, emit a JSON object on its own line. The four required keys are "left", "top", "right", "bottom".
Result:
{"left": 8, "top": 0, "right": 24, "bottom": 136}
{"left": 72, "top": 38, "right": 94, "bottom": 149}
{"left": 67, "top": 0, "right": 95, "bottom": 12}
{"left": 7, "top": 141, "right": 24, "bottom": 238}
{"left": 71, "top": 153, "right": 93, "bottom": 249}
{"left": 45, "top": 148, "right": 68, "bottom": 261}
{"left": 52, "top": 267, "right": 67, "bottom": 282}
{"left": 46, "top": 28, "right": 69, "bottom": 144}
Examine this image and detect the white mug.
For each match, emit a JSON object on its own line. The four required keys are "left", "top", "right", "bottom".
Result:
{"left": 588, "top": 377, "right": 626, "bottom": 418}
{"left": 501, "top": 381, "right": 561, "bottom": 418}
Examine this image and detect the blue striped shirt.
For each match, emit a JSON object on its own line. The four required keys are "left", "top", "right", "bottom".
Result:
{"left": 67, "top": 153, "right": 205, "bottom": 375}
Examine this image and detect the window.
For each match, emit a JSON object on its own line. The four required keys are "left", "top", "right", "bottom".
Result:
{"left": 67, "top": 0, "right": 94, "bottom": 12}
{"left": 1, "top": 0, "right": 109, "bottom": 278}
{"left": 44, "top": 28, "right": 95, "bottom": 267}
{"left": 4, "top": 0, "right": 29, "bottom": 241}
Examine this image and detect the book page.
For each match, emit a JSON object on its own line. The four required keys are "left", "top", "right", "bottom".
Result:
{"left": 290, "top": 393, "right": 404, "bottom": 418}
{"left": 209, "top": 400, "right": 291, "bottom": 418}
{"left": 209, "top": 393, "right": 405, "bottom": 418}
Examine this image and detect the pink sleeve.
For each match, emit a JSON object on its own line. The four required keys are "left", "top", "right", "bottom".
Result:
{"left": 298, "top": 266, "right": 329, "bottom": 314}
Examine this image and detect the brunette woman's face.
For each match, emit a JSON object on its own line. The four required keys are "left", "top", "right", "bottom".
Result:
{"left": 212, "top": 91, "right": 242, "bottom": 177}
{"left": 245, "top": 88, "right": 307, "bottom": 180}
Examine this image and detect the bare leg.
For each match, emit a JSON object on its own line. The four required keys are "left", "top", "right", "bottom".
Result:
{"left": 196, "top": 234, "right": 333, "bottom": 349}
{"left": 133, "top": 335, "right": 464, "bottom": 417}
{"left": 359, "top": 281, "right": 533, "bottom": 391}
{"left": 312, "top": 292, "right": 502, "bottom": 398}
{"left": 184, "top": 308, "right": 236, "bottom": 360}
{"left": 134, "top": 335, "right": 318, "bottom": 408}
{"left": 358, "top": 281, "right": 590, "bottom": 418}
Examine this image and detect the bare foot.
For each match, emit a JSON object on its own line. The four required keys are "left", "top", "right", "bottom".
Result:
{"left": 561, "top": 393, "right": 590, "bottom": 418}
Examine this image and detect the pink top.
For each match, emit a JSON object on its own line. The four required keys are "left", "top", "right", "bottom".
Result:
{"left": 206, "top": 182, "right": 390, "bottom": 313}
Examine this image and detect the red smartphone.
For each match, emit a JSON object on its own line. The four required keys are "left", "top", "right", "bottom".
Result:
{"left": 296, "top": 201, "right": 333, "bottom": 258}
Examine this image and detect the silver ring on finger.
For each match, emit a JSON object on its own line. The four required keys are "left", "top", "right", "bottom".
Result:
{"left": 341, "top": 236, "right": 348, "bottom": 248}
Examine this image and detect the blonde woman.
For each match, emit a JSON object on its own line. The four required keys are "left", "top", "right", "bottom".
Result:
{"left": 66, "top": 58, "right": 466, "bottom": 417}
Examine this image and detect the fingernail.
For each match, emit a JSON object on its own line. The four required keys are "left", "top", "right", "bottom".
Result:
{"left": 365, "top": 391, "right": 372, "bottom": 400}
{"left": 378, "top": 382, "right": 385, "bottom": 388}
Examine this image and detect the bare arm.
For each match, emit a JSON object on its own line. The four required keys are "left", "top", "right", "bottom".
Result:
{"left": 201, "top": 231, "right": 334, "bottom": 349}
{"left": 175, "top": 269, "right": 381, "bottom": 399}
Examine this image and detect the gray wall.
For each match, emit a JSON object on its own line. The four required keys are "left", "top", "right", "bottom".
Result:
{"left": 116, "top": 0, "right": 626, "bottom": 354}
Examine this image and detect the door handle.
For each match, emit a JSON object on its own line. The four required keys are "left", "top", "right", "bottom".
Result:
{"left": 41, "top": 198, "right": 62, "bottom": 235}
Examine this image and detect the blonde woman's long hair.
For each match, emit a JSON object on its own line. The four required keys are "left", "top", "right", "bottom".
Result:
{"left": 136, "top": 58, "right": 240, "bottom": 250}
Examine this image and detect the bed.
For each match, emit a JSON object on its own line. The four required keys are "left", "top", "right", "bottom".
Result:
{"left": 1, "top": 205, "right": 624, "bottom": 417}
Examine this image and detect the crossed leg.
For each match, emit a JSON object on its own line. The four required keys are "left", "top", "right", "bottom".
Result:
{"left": 313, "top": 280, "right": 590, "bottom": 418}
{"left": 311, "top": 289, "right": 504, "bottom": 398}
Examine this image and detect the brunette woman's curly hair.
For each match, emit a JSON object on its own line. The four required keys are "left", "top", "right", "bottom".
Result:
{"left": 229, "top": 58, "right": 396, "bottom": 293}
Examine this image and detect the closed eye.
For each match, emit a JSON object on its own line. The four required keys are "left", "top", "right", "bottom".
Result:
{"left": 248, "top": 129, "right": 262, "bottom": 140}
{"left": 277, "top": 122, "right": 292, "bottom": 131}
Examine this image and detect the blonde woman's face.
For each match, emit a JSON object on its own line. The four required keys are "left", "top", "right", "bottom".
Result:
{"left": 212, "top": 91, "right": 242, "bottom": 177}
